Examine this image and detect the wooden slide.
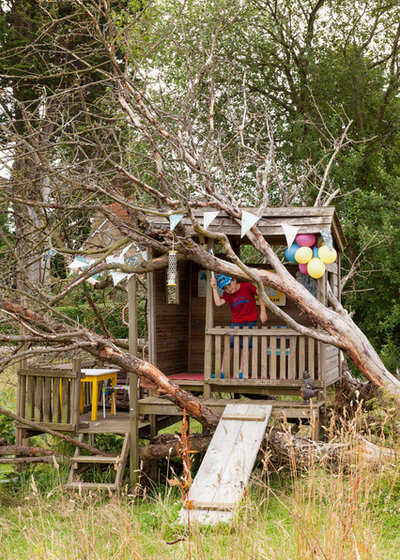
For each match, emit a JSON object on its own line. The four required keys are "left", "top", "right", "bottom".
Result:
{"left": 179, "top": 402, "right": 272, "bottom": 524}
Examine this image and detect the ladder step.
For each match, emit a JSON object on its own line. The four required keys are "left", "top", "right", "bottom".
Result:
{"left": 69, "top": 454, "right": 120, "bottom": 464}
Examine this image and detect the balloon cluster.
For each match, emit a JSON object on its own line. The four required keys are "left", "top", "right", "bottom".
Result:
{"left": 285, "top": 233, "right": 337, "bottom": 279}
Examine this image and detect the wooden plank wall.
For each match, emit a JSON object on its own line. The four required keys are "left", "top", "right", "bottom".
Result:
{"left": 153, "top": 261, "right": 190, "bottom": 375}
{"left": 325, "top": 344, "right": 340, "bottom": 386}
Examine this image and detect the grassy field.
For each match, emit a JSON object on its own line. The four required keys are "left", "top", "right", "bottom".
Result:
{"left": 1, "top": 366, "right": 400, "bottom": 559}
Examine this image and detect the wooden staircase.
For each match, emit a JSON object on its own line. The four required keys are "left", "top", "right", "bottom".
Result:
{"left": 65, "top": 433, "right": 130, "bottom": 491}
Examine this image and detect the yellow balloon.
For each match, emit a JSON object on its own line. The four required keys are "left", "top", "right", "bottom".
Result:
{"left": 307, "top": 258, "right": 326, "bottom": 279}
{"left": 318, "top": 245, "right": 337, "bottom": 264}
{"left": 295, "top": 246, "right": 312, "bottom": 264}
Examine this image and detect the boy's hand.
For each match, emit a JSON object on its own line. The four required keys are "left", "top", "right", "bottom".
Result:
{"left": 210, "top": 277, "right": 217, "bottom": 289}
{"left": 260, "top": 310, "right": 268, "bottom": 324}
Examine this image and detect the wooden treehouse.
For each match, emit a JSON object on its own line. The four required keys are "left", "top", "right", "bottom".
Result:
{"left": 15, "top": 207, "right": 345, "bottom": 496}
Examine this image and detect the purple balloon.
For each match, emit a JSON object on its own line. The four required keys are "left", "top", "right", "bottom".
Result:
{"left": 298, "top": 263, "right": 309, "bottom": 274}
{"left": 296, "top": 233, "right": 316, "bottom": 247}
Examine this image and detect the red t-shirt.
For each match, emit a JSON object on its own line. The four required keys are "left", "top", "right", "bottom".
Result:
{"left": 222, "top": 282, "right": 258, "bottom": 323}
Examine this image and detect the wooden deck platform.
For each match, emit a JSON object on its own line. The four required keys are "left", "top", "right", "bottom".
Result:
{"left": 76, "top": 410, "right": 175, "bottom": 436}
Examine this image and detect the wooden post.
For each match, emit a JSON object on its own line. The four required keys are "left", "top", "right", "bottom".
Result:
{"left": 15, "top": 356, "right": 27, "bottom": 447}
{"left": 71, "top": 356, "right": 82, "bottom": 429}
{"left": 146, "top": 248, "right": 158, "bottom": 480}
{"left": 128, "top": 274, "right": 139, "bottom": 488}
{"left": 204, "top": 240, "right": 215, "bottom": 398}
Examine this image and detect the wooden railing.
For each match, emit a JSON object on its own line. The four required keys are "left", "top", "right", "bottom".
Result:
{"left": 204, "top": 327, "right": 321, "bottom": 383}
{"left": 17, "top": 360, "right": 82, "bottom": 431}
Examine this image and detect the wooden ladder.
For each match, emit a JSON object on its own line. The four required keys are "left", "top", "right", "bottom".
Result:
{"left": 65, "top": 433, "right": 130, "bottom": 491}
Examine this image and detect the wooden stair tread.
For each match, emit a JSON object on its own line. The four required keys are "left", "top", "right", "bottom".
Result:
{"left": 66, "top": 433, "right": 130, "bottom": 491}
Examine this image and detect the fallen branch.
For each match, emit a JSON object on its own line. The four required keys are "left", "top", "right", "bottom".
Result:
{"left": 0, "top": 407, "right": 109, "bottom": 456}
{"left": 0, "top": 456, "right": 66, "bottom": 465}
{"left": 0, "top": 445, "right": 66, "bottom": 457}
{"left": 141, "top": 429, "right": 396, "bottom": 470}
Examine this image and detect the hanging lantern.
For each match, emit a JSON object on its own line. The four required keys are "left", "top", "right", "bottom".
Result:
{"left": 167, "top": 250, "right": 178, "bottom": 286}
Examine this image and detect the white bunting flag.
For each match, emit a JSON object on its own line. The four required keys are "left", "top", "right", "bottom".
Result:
{"left": 281, "top": 224, "right": 299, "bottom": 248}
{"left": 203, "top": 211, "right": 219, "bottom": 230}
{"left": 169, "top": 213, "right": 185, "bottom": 231}
{"left": 119, "top": 243, "right": 132, "bottom": 258}
{"left": 68, "top": 256, "right": 89, "bottom": 270}
{"left": 241, "top": 211, "right": 260, "bottom": 238}
{"left": 110, "top": 271, "right": 128, "bottom": 286}
{"left": 105, "top": 255, "right": 122, "bottom": 264}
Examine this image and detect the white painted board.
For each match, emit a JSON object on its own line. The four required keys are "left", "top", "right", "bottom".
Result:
{"left": 179, "top": 403, "right": 272, "bottom": 524}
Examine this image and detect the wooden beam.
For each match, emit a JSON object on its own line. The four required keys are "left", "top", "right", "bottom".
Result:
{"left": 128, "top": 274, "right": 139, "bottom": 488}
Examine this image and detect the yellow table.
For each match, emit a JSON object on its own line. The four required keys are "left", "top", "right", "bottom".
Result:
{"left": 80, "top": 368, "right": 119, "bottom": 421}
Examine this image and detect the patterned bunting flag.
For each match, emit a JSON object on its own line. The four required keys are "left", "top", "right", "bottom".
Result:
{"left": 41, "top": 248, "right": 57, "bottom": 261}
{"left": 125, "top": 254, "right": 139, "bottom": 266}
{"left": 320, "top": 229, "right": 333, "bottom": 250}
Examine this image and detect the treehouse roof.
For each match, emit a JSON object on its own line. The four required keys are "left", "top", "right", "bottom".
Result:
{"left": 151, "top": 206, "right": 346, "bottom": 252}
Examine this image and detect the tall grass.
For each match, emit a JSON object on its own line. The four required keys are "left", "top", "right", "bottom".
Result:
{"left": 0, "top": 364, "right": 399, "bottom": 559}
{"left": 0, "top": 426, "right": 399, "bottom": 559}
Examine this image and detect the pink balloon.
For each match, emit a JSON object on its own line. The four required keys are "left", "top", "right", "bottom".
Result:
{"left": 298, "top": 263, "right": 309, "bottom": 274}
{"left": 296, "top": 233, "right": 316, "bottom": 247}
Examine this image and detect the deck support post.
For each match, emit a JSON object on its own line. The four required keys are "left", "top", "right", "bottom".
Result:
{"left": 128, "top": 274, "right": 139, "bottom": 488}
{"left": 204, "top": 240, "right": 215, "bottom": 399}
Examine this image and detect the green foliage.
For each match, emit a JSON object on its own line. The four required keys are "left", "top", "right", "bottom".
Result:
{"left": 56, "top": 297, "right": 147, "bottom": 340}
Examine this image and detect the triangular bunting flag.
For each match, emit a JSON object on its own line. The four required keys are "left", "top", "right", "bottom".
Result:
{"left": 203, "top": 211, "right": 219, "bottom": 230}
{"left": 169, "top": 213, "right": 185, "bottom": 231}
{"left": 320, "top": 229, "right": 333, "bottom": 250}
{"left": 110, "top": 271, "right": 128, "bottom": 286}
{"left": 141, "top": 250, "right": 148, "bottom": 261}
{"left": 41, "top": 248, "right": 57, "bottom": 261}
{"left": 68, "top": 256, "right": 90, "bottom": 270}
{"left": 125, "top": 254, "right": 139, "bottom": 266}
{"left": 281, "top": 224, "right": 299, "bottom": 248}
{"left": 241, "top": 211, "right": 260, "bottom": 238}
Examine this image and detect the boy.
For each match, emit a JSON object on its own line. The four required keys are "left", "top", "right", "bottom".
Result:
{"left": 210, "top": 274, "right": 268, "bottom": 377}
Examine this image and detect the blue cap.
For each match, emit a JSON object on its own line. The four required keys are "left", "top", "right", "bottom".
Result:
{"left": 216, "top": 274, "right": 232, "bottom": 290}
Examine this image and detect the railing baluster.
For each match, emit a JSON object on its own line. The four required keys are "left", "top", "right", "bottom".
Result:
{"left": 34, "top": 376, "right": 43, "bottom": 422}
{"left": 242, "top": 336, "right": 249, "bottom": 378}
{"left": 224, "top": 330, "right": 230, "bottom": 377}
{"left": 26, "top": 376, "right": 34, "bottom": 420}
{"left": 233, "top": 329, "right": 240, "bottom": 377}
{"left": 52, "top": 377, "right": 61, "bottom": 423}
{"left": 43, "top": 377, "right": 51, "bottom": 422}
{"left": 215, "top": 335, "right": 222, "bottom": 377}
{"left": 261, "top": 335, "right": 267, "bottom": 378}
{"left": 280, "top": 336, "right": 287, "bottom": 380}
{"left": 308, "top": 337, "right": 315, "bottom": 377}
{"left": 270, "top": 336, "right": 277, "bottom": 379}
{"left": 252, "top": 335, "right": 259, "bottom": 379}
{"left": 289, "top": 336, "right": 297, "bottom": 379}
{"left": 299, "top": 336, "right": 305, "bottom": 373}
